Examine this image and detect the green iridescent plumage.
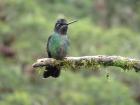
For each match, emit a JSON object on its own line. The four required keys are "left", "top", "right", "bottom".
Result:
{"left": 48, "top": 32, "right": 69, "bottom": 60}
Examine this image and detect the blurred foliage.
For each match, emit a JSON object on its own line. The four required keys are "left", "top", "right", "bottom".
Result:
{"left": 0, "top": 0, "right": 140, "bottom": 105}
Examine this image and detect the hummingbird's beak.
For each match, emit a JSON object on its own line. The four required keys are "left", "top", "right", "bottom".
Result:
{"left": 67, "top": 20, "right": 78, "bottom": 25}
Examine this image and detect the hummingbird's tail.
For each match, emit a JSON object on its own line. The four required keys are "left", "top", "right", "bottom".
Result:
{"left": 43, "top": 65, "right": 60, "bottom": 78}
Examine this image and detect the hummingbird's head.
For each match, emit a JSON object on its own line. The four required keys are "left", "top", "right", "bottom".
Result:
{"left": 54, "top": 19, "right": 77, "bottom": 35}
{"left": 54, "top": 19, "right": 68, "bottom": 35}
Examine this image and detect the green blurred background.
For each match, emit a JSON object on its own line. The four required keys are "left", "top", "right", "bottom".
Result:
{"left": 0, "top": 0, "right": 140, "bottom": 105}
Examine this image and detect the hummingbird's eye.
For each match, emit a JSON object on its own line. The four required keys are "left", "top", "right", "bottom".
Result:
{"left": 56, "top": 23, "right": 61, "bottom": 27}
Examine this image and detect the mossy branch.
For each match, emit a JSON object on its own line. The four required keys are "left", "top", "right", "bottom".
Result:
{"left": 32, "top": 55, "right": 140, "bottom": 72}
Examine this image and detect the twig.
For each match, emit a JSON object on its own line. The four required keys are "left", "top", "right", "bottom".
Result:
{"left": 32, "top": 55, "right": 140, "bottom": 72}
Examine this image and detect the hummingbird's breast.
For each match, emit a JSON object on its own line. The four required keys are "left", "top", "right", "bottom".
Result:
{"left": 48, "top": 33, "right": 69, "bottom": 60}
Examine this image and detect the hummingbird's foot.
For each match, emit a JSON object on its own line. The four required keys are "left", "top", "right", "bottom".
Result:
{"left": 64, "top": 57, "right": 68, "bottom": 60}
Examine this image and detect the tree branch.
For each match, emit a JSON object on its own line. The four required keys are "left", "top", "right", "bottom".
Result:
{"left": 32, "top": 55, "right": 140, "bottom": 72}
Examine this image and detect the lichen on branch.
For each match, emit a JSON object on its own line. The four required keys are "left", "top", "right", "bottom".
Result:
{"left": 32, "top": 55, "right": 140, "bottom": 72}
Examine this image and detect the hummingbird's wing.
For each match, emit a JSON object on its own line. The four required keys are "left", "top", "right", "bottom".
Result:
{"left": 44, "top": 35, "right": 61, "bottom": 78}
{"left": 47, "top": 36, "right": 52, "bottom": 58}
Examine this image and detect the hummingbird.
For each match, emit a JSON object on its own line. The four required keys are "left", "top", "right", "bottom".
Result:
{"left": 43, "top": 19, "right": 77, "bottom": 78}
